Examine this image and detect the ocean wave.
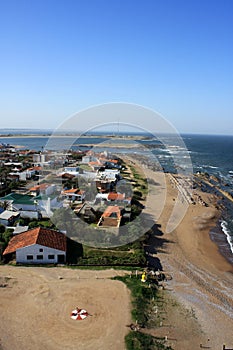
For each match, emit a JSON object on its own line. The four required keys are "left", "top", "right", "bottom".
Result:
{"left": 200, "top": 165, "right": 219, "bottom": 169}
{"left": 220, "top": 221, "right": 233, "bottom": 254}
{"left": 158, "top": 155, "right": 171, "bottom": 158}
{"left": 208, "top": 165, "right": 219, "bottom": 169}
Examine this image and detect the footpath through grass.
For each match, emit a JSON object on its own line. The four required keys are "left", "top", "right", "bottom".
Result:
{"left": 113, "top": 274, "right": 173, "bottom": 350}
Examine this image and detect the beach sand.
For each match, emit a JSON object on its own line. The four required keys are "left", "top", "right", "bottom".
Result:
{"left": 138, "top": 161, "right": 233, "bottom": 349}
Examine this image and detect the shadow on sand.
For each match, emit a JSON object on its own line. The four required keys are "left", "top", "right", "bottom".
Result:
{"left": 143, "top": 221, "right": 174, "bottom": 271}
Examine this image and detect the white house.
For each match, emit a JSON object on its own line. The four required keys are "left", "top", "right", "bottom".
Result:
{"left": 96, "top": 169, "right": 120, "bottom": 181}
{"left": 61, "top": 188, "right": 85, "bottom": 203}
{"left": 0, "top": 210, "right": 20, "bottom": 226}
{"left": 3, "top": 227, "right": 67, "bottom": 264}
{"left": 25, "top": 166, "right": 41, "bottom": 179}
{"left": 8, "top": 171, "right": 27, "bottom": 181}
{"left": 0, "top": 193, "right": 62, "bottom": 216}
{"left": 63, "top": 166, "right": 80, "bottom": 176}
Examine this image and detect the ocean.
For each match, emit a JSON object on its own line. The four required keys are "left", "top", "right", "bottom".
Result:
{"left": 1, "top": 130, "right": 233, "bottom": 262}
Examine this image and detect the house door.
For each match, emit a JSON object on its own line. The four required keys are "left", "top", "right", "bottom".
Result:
{"left": 57, "top": 254, "right": 65, "bottom": 263}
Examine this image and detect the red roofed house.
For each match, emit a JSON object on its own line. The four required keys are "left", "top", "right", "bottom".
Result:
{"left": 97, "top": 205, "right": 122, "bottom": 228}
{"left": 3, "top": 227, "right": 66, "bottom": 264}
{"left": 29, "top": 183, "right": 56, "bottom": 197}
{"left": 25, "top": 166, "right": 42, "bottom": 179}
{"left": 61, "top": 188, "right": 85, "bottom": 202}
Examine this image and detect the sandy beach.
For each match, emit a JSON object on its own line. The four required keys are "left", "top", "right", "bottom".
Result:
{"left": 138, "top": 160, "right": 233, "bottom": 349}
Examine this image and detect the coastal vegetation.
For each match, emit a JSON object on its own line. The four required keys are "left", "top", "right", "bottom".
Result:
{"left": 114, "top": 274, "right": 173, "bottom": 350}
{"left": 0, "top": 224, "right": 13, "bottom": 260}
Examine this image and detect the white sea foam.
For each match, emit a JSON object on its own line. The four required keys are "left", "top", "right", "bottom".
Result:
{"left": 202, "top": 165, "right": 219, "bottom": 169}
{"left": 220, "top": 221, "right": 233, "bottom": 254}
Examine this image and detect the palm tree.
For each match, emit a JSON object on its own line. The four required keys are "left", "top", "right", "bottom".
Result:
{"left": 0, "top": 200, "right": 11, "bottom": 211}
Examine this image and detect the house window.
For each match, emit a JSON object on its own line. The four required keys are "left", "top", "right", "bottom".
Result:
{"left": 48, "top": 254, "right": 55, "bottom": 260}
{"left": 37, "top": 255, "right": 43, "bottom": 260}
{"left": 39, "top": 248, "right": 43, "bottom": 252}
{"left": 27, "top": 255, "right": 33, "bottom": 260}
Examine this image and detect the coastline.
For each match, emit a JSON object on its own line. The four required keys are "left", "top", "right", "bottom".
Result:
{"left": 1, "top": 142, "right": 233, "bottom": 348}
{"left": 0, "top": 134, "right": 151, "bottom": 140}
{"left": 125, "top": 155, "right": 233, "bottom": 348}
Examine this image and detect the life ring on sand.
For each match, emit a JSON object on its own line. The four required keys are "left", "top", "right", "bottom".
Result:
{"left": 71, "top": 308, "right": 89, "bottom": 320}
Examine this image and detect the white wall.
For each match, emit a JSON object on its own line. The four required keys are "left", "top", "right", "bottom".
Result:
{"left": 13, "top": 203, "right": 36, "bottom": 211}
{"left": 16, "top": 244, "right": 66, "bottom": 264}
{"left": 20, "top": 211, "right": 39, "bottom": 219}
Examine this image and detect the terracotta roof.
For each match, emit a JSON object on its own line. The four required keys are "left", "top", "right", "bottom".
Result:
{"left": 62, "top": 189, "right": 85, "bottom": 195}
{"left": 78, "top": 190, "right": 85, "bottom": 195}
{"left": 32, "top": 166, "right": 42, "bottom": 171}
{"left": 29, "top": 183, "right": 49, "bottom": 191}
{"left": 89, "top": 161, "right": 101, "bottom": 165}
{"left": 26, "top": 166, "right": 41, "bottom": 171}
{"left": 102, "top": 206, "right": 121, "bottom": 219}
{"left": 62, "top": 188, "right": 79, "bottom": 194}
{"left": 3, "top": 227, "right": 66, "bottom": 255}
{"left": 108, "top": 192, "right": 125, "bottom": 201}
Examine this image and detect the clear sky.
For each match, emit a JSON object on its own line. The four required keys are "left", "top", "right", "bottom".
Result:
{"left": 0, "top": 0, "right": 233, "bottom": 134}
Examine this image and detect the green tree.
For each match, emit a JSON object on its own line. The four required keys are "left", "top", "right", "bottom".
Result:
{"left": 0, "top": 224, "right": 5, "bottom": 234}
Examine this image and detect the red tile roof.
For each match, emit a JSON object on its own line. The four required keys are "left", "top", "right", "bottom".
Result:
{"left": 62, "top": 189, "right": 85, "bottom": 195}
{"left": 102, "top": 206, "right": 121, "bottom": 219}
{"left": 33, "top": 166, "right": 42, "bottom": 171}
{"left": 62, "top": 188, "right": 79, "bottom": 194}
{"left": 89, "top": 161, "right": 101, "bottom": 165}
{"left": 3, "top": 227, "right": 66, "bottom": 255}
{"left": 29, "top": 183, "right": 49, "bottom": 191}
{"left": 108, "top": 192, "right": 125, "bottom": 201}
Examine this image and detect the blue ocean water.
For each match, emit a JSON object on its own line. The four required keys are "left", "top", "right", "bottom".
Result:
{"left": 1, "top": 130, "right": 233, "bottom": 262}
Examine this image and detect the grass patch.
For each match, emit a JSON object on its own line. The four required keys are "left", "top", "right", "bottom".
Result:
{"left": 77, "top": 244, "right": 146, "bottom": 266}
{"left": 113, "top": 274, "right": 156, "bottom": 325}
{"left": 113, "top": 275, "right": 173, "bottom": 350}
{"left": 125, "top": 332, "right": 172, "bottom": 350}
{"left": 128, "top": 164, "right": 148, "bottom": 199}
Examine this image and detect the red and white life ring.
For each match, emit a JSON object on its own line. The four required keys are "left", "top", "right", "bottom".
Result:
{"left": 71, "top": 308, "right": 88, "bottom": 320}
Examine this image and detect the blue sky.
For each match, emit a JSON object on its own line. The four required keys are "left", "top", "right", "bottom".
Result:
{"left": 0, "top": 0, "right": 233, "bottom": 134}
